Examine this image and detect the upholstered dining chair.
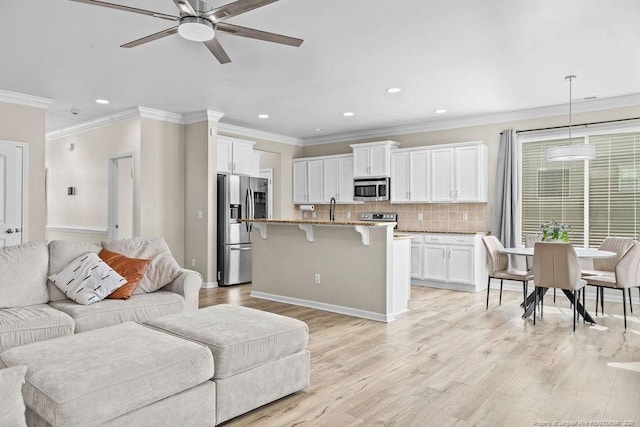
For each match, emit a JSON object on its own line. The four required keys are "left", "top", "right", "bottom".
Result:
{"left": 585, "top": 242, "right": 640, "bottom": 329}
{"left": 524, "top": 234, "right": 549, "bottom": 301}
{"left": 580, "top": 236, "right": 635, "bottom": 315}
{"left": 481, "top": 235, "right": 533, "bottom": 312}
{"left": 532, "top": 242, "right": 587, "bottom": 331}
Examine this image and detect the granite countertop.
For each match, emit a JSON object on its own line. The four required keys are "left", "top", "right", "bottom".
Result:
{"left": 240, "top": 218, "right": 396, "bottom": 227}
{"left": 393, "top": 235, "right": 414, "bottom": 240}
{"left": 395, "top": 229, "right": 490, "bottom": 235}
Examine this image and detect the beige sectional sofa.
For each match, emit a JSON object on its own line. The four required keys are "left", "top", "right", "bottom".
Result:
{"left": 0, "top": 239, "right": 202, "bottom": 352}
{"left": 0, "top": 239, "right": 311, "bottom": 426}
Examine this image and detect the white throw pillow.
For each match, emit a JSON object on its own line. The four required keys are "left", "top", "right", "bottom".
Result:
{"left": 48, "top": 252, "right": 127, "bottom": 305}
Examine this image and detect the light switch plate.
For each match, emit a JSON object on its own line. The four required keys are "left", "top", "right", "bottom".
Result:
{"left": 417, "top": 212, "right": 423, "bottom": 220}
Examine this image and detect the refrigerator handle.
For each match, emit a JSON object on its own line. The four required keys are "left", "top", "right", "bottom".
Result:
{"left": 249, "top": 188, "right": 254, "bottom": 233}
{"left": 244, "top": 188, "right": 250, "bottom": 233}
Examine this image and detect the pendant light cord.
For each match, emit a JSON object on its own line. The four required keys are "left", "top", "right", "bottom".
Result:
{"left": 567, "top": 75, "right": 575, "bottom": 144}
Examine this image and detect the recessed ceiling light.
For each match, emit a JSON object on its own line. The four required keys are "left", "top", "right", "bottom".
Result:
{"left": 386, "top": 87, "right": 401, "bottom": 93}
{"left": 435, "top": 109, "right": 447, "bottom": 114}
{"left": 258, "top": 113, "right": 269, "bottom": 119}
{"left": 343, "top": 112, "right": 355, "bottom": 117}
{"left": 315, "top": 128, "right": 324, "bottom": 132}
{"left": 96, "top": 99, "right": 110, "bottom": 105}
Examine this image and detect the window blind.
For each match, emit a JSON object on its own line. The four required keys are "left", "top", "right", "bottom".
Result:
{"left": 521, "top": 131, "right": 640, "bottom": 248}
{"left": 521, "top": 138, "right": 585, "bottom": 246}
{"left": 588, "top": 132, "right": 640, "bottom": 246}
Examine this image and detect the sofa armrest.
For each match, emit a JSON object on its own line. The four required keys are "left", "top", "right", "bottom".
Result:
{"left": 160, "top": 269, "right": 202, "bottom": 311}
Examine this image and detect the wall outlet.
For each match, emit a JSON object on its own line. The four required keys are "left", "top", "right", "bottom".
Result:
{"left": 198, "top": 211, "right": 203, "bottom": 219}
{"left": 346, "top": 211, "right": 351, "bottom": 219}
{"left": 312, "top": 211, "right": 317, "bottom": 219}
{"left": 417, "top": 212, "right": 423, "bottom": 220}
{"left": 314, "top": 273, "right": 321, "bottom": 284}
{"left": 191, "top": 258, "right": 196, "bottom": 267}
{"left": 462, "top": 212, "right": 468, "bottom": 221}
{"left": 303, "top": 211, "right": 308, "bottom": 218}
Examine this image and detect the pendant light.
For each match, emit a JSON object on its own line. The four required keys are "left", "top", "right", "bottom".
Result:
{"left": 545, "top": 75, "right": 596, "bottom": 162}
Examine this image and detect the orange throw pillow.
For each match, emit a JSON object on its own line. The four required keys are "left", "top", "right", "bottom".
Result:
{"left": 98, "top": 248, "right": 151, "bottom": 300}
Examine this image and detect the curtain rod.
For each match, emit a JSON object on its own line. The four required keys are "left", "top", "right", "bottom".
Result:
{"left": 510, "top": 116, "right": 640, "bottom": 135}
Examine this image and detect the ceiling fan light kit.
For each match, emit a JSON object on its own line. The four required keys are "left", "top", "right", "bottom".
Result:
{"left": 545, "top": 75, "right": 596, "bottom": 162}
{"left": 178, "top": 16, "right": 215, "bottom": 42}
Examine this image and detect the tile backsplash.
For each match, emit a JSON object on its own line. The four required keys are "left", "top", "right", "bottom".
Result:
{"left": 293, "top": 202, "right": 488, "bottom": 233}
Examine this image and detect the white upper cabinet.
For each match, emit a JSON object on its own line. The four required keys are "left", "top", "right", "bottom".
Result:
{"left": 431, "top": 148, "right": 455, "bottom": 202}
{"left": 431, "top": 144, "right": 487, "bottom": 203}
{"left": 292, "top": 159, "right": 323, "bottom": 204}
{"left": 351, "top": 141, "right": 400, "bottom": 178}
{"left": 217, "top": 136, "right": 255, "bottom": 176}
{"left": 391, "top": 152, "right": 410, "bottom": 202}
{"left": 455, "top": 145, "right": 488, "bottom": 202}
{"left": 323, "top": 155, "right": 354, "bottom": 203}
{"left": 391, "top": 149, "right": 431, "bottom": 203}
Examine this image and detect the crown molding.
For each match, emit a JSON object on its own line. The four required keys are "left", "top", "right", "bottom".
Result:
{"left": 138, "top": 106, "right": 184, "bottom": 124}
{"left": 301, "top": 92, "right": 640, "bottom": 146}
{"left": 183, "top": 110, "right": 225, "bottom": 124}
{"left": 46, "top": 108, "right": 141, "bottom": 141}
{"left": 0, "top": 89, "right": 53, "bottom": 109}
{"left": 217, "top": 122, "right": 303, "bottom": 146}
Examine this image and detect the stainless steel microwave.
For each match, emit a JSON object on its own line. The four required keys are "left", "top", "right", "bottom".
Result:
{"left": 354, "top": 177, "right": 390, "bottom": 201}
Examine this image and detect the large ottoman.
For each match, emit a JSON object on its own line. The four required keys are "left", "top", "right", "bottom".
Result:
{"left": 145, "top": 304, "right": 310, "bottom": 424}
{"left": 0, "top": 322, "right": 216, "bottom": 427}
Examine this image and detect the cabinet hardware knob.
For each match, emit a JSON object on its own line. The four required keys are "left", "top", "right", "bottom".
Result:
{"left": 6, "top": 229, "right": 14, "bottom": 234}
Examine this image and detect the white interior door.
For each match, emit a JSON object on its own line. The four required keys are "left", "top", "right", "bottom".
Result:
{"left": 0, "top": 141, "right": 24, "bottom": 247}
{"left": 108, "top": 153, "right": 135, "bottom": 240}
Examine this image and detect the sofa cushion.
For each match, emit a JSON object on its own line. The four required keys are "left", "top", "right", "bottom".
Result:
{"left": 48, "top": 240, "right": 103, "bottom": 302}
{"left": 48, "top": 252, "right": 127, "bottom": 305}
{"left": 99, "top": 248, "right": 150, "bottom": 299}
{"left": 0, "top": 365, "right": 28, "bottom": 427}
{"left": 49, "top": 291, "right": 185, "bottom": 333}
{"left": 0, "top": 322, "right": 214, "bottom": 427}
{"left": 0, "top": 304, "right": 75, "bottom": 352}
{"left": 145, "top": 304, "right": 309, "bottom": 379}
{"left": 0, "top": 242, "right": 49, "bottom": 309}
{"left": 102, "top": 237, "right": 182, "bottom": 294}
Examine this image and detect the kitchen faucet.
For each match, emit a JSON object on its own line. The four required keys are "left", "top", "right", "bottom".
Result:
{"left": 329, "top": 197, "right": 336, "bottom": 221}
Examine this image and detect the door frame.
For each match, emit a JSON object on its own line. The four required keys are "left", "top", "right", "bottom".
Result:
{"left": 107, "top": 152, "right": 136, "bottom": 240}
{"left": 0, "top": 140, "right": 28, "bottom": 244}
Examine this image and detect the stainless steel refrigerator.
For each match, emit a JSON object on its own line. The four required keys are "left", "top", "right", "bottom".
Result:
{"left": 217, "top": 174, "right": 269, "bottom": 286}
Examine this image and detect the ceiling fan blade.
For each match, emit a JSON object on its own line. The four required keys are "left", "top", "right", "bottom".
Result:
{"left": 173, "top": 0, "right": 196, "bottom": 16}
{"left": 121, "top": 27, "right": 179, "bottom": 48}
{"left": 204, "top": 38, "right": 232, "bottom": 64}
{"left": 215, "top": 23, "right": 303, "bottom": 47}
{"left": 204, "top": 0, "right": 278, "bottom": 22}
{"left": 69, "top": 0, "right": 178, "bottom": 21}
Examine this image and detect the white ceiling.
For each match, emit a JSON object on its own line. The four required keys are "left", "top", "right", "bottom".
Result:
{"left": 1, "top": 0, "right": 639, "bottom": 142}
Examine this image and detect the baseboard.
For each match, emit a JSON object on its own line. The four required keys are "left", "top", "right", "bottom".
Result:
{"left": 250, "top": 291, "right": 396, "bottom": 323}
{"left": 201, "top": 282, "right": 218, "bottom": 289}
{"left": 411, "top": 279, "right": 479, "bottom": 293}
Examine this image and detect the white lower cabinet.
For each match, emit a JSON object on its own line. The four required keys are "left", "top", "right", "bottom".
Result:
{"left": 397, "top": 232, "right": 487, "bottom": 292}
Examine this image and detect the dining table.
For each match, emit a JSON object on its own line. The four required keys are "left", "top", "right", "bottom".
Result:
{"left": 500, "top": 246, "right": 616, "bottom": 323}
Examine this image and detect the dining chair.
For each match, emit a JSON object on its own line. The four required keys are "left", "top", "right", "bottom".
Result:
{"left": 585, "top": 242, "right": 640, "bottom": 329}
{"left": 524, "top": 234, "right": 549, "bottom": 301}
{"left": 580, "top": 236, "right": 634, "bottom": 315}
{"left": 481, "top": 235, "right": 533, "bottom": 312}
{"left": 532, "top": 242, "right": 587, "bottom": 331}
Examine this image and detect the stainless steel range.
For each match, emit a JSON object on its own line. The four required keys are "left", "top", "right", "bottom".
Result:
{"left": 359, "top": 212, "right": 398, "bottom": 227}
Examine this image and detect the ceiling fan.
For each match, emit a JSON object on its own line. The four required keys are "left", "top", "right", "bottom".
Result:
{"left": 69, "top": 0, "right": 303, "bottom": 64}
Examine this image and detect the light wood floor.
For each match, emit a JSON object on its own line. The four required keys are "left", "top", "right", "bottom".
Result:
{"left": 200, "top": 285, "right": 640, "bottom": 426}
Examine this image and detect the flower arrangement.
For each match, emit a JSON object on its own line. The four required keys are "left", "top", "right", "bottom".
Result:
{"left": 540, "top": 220, "right": 570, "bottom": 242}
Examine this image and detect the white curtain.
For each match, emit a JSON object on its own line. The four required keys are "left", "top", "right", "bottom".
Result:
{"left": 491, "top": 129, "right": 520, "bottom": 247}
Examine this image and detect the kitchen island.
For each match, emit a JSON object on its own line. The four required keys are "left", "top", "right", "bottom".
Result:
{"left": 242, "top": 219, "right": 411, "bottom": 322}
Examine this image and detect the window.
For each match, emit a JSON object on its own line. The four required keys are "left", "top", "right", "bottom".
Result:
{"left": 521, "top": 130, "right": 640, "bottom": 248}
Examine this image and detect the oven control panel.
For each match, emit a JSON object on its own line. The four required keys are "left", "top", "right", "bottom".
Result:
{"left": 359, "top": 212, "right": 397, "bottom": 222}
